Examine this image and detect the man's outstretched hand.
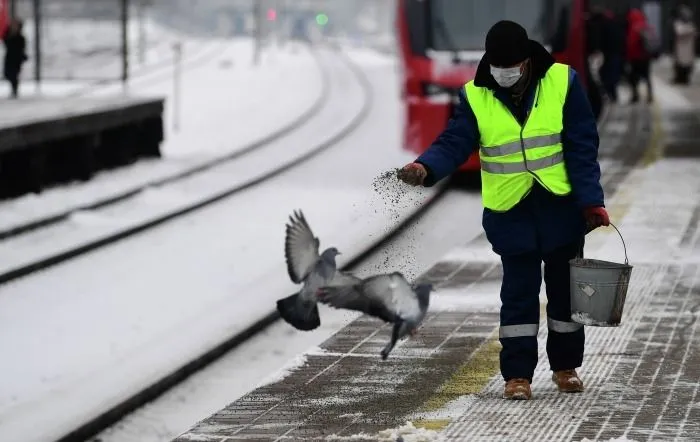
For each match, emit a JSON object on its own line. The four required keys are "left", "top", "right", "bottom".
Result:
{"left": 397, "top": 163, "right": 427, "bottom": 186}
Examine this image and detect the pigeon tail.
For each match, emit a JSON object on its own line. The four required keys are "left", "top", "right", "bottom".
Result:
{"left": 276, "top": 292, "right": 321, "bottom": 331}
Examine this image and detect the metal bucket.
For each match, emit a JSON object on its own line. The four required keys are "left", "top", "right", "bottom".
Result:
{"left": 570, "top": 223, "right": 633, "bottom": 327}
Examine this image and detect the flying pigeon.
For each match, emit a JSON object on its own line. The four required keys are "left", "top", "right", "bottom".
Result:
{"left": 317, "top": 272, "right": 433, "bottom": 359}
{"left": 276, "top": 210, "right": 361, "bottom": 331}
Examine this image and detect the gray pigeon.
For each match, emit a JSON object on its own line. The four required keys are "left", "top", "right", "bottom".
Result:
{"left": 276, "top": 210, "right": 360, "bottom": 331}
{"left": 317, "top": 272, "right": 433, "bottom": 359}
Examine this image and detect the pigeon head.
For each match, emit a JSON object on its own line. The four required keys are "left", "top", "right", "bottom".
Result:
{"left": 414, "top": 283, "right": 433, "bottom": 309}
{"left": 320, "top": 247, "right": 341, "bottom": 263}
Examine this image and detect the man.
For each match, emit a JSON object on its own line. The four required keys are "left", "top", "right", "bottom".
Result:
{"left": 594, "top": 7, "right": 627, "bottom": 103}
{"left": 672, "top": 5, "right": 696, "bottom": 85}
{"left": 626, "top": 8, "right": 656, "bottom": 103}
{"left": 3, "top": 18, "right": 28, "bottom": 99}
{"left": 397, "top": 21, "right": 609, "bottom": 400}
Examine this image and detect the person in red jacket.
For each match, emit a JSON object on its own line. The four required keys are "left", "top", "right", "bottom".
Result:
{"left": 626, "top": 8, "right": 655, "bottom": 103}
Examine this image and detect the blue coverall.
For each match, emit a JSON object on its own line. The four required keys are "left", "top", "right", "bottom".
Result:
{"left": 415, "top": 42, "right": 605, "bottom": 381}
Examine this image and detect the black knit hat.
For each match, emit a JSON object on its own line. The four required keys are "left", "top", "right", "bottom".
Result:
{"left": 485, "top": 20, "right": 531, "bottom": 67}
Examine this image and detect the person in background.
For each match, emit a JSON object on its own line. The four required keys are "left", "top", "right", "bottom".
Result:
{"left": 2, "top": 18, "right": 28, "bottom": 99}
{"left": 584, "top": 7, "right": 605, "bottom": 118}
{"left": 597, "top": 8, "right": 628, "bottom": 103}
{"left": 396, "top": 20, "right": 608, "bottom": 401}
{"left": 626, "top": 8, "right": 656, "bottom": 103}
{"left": 672, "top": 4, "right": 696, "bottom": 85}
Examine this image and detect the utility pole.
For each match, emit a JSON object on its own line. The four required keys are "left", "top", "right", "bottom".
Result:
{"left": 137, "top": 0, "right": 146, "bottom": 64}
{"left": 172, "top": 41, "right": 182, "bottom": 132}
{"left": 32, "top": 0, "right": 40, "bottom": 86}
{"left": 121, "top": 0, "right": 129, "bottom": 84}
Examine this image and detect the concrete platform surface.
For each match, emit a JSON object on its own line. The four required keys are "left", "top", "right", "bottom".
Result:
{"left": 172, "top": 95, "right": 700, "bottom": 441}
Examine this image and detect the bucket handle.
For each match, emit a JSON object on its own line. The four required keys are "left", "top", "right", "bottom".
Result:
{"left": 610, "top": 222, "right": 629, "bottom": 265}
{"left": 577, "top": 222, "right": 629, "bottom": 265}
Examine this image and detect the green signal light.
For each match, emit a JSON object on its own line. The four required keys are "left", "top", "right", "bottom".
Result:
{"left": 316, "top": 13, "right": 328, "bottom": 26}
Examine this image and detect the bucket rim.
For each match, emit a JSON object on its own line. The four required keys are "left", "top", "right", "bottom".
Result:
{"left": 569, "top": 257, "right": 633, "bottom": 270}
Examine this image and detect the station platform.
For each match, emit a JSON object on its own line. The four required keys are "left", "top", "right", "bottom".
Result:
{"left": 0, "top": 95, "right": 164, "bottom": 199}
{"left": 173, "top": 81, "right": 699, "bottom": 441}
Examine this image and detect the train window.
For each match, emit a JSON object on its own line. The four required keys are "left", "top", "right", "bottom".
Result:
{"left": 404, "top": 0, "right": 430, "bottom": 55}
{"left": 428, "top": 0, "right": 549, "bottom": 51}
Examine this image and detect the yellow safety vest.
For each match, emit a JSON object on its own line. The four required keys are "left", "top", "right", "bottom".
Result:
{"left": 465, "top": 62, "right": 573, "bottom": 212}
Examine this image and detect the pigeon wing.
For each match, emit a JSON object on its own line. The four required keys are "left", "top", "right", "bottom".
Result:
{"left": 285, "top": 210, "right": 320, "bottom": 283}
{"left": 318, "top": 280, "right": 397, "bottom": 323}
{"left": 362, "top": 272, "right": 421, "bottom": 321}
{"left": 326, "top": 270, "right": 363, "bottom": 287}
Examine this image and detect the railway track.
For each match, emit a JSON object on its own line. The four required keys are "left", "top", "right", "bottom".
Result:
{"left": 74, "top": 91, "right": 650, "bottom": 442}
{"left": 56, "top": 176, "right": 451, "bottom": 442}
{"left": 8, "top": 42, "right": 439, "bottom": 442}
{"left": 5, "top": 47, "right": 649, "bottom": 442}
{"left": 0, "top": 42, "right": 423, "bottom": 442}
{"left": 0, "top": 45, "right": 367, "bottom": 288}
{"left": 0, "top": 40, "right": 320, "bottom": 243}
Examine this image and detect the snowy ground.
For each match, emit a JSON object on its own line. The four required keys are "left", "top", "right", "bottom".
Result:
{"left": 0, "top": 48, "right": 442, "bottom": 442}
{"left": 437, "top": 93, "right": 700, "bottom": 442}
{"left": 1, "top": 30, "right": 680, "bottom": 442}
{"left": 94, "top": 188, "right": 483, "bottom": 442}
{"left": 0, "top": 38, "right": 322, "bottom": 236}
{"left": 0, "top": 47, "right": 343, "bottom": 276}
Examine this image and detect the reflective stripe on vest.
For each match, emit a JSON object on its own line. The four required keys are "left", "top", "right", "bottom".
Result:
{"left": 465, "top": 63, "right": 573, "bottom": 212}
{"left": 481, "top": 151, "right": 564, "bottom": 174}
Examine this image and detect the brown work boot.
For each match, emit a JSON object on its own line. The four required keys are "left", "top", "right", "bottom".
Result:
{"left": 503, "top": 378, "right": 531, "bottom": 400}
{"left": 552, "top": 369, "right": 584, "bottom": 393}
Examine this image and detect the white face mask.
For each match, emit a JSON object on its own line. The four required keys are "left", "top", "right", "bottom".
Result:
{"left": 490, "top": 65, "right": 522, "bottom": 88}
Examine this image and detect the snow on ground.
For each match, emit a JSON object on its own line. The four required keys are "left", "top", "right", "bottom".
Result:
{"left": 0, "top": 38, "right": 321, "bottom": 235}
{"left": 324, "top": 422, "right": 444, "bottom": 441}
{"left": 104, "top": 58, "right": 696, "bottom": 442}
{"left": 430, "top": 60, "right": 699, "bottom": 442}
{"left": 93, "top": 187, "right": 483, "bottom": 442}
{"left": 651, "top": 73, "right": 693, "bottom": 111}
{"left": 323, "top": 422, "right": 445, "bottom": 442}
{"left": 0, "top": 47, "right": 443, "bottom": 442}
{"left": 429, "top": 286, "right": 502, "bottom": 313}
{"left": 94, "top": 309, "right": 361, "bottom": 442}
{"left": 255, "top": 352, "right": 311, "bottom": 389}
{"left": 115, "top": 308, "right": 359, "bottom": 440}
{"left": 584, "top": 71, "right": 696, "bottom": 265}
{"left": 0, "top": 47, "right": 351, "bottom": 274}
{"left": 376, "top": 422, "right": 445, "bottom": 442}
